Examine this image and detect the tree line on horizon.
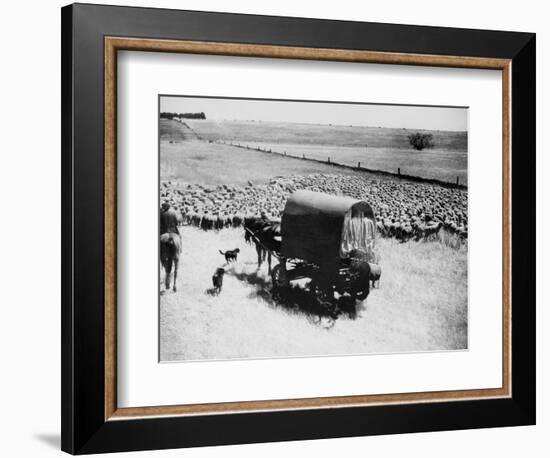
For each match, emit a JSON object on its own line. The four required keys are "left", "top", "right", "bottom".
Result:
{"left": 160, "top": 112, "right": 206, "bottom": 120}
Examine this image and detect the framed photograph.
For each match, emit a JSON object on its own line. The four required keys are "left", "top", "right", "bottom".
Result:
{"left": 61, "top": 3, "right": 535, "bottom": 454}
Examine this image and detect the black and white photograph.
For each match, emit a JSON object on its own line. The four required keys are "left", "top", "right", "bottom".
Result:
{"left": 0, "top": 0, "right": 542, "bottom": 456}
{"left": 159, "top": 95, "right": 468, "bottom": 362}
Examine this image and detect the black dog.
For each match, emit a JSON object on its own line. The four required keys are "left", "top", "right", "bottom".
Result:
{"left": 212, "top": 268, "right": 225, "bottom": 295}
{"left": 219, "top": 248, "right": 240, "bottom": 263}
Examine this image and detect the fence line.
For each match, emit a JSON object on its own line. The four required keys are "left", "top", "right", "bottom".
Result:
{"left": 218, "top": 140, "right": 467, "bottom": 190}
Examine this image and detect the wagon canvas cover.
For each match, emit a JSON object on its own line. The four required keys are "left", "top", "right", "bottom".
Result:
{"left": 281, "top": 190, "right": 375, "bottom": 265}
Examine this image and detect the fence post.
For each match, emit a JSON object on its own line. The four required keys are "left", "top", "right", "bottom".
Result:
{"left": 303, "top": 153, "right": 305, "bottom": 159}
{"left": 456, "top": 176, "right": 459, "bottom": 186}
{"left": 398, "top": 167, "right": 401, "bottom": 176}
{"left": 358, "top": 162, "right": 361, "bottom": 168}
{"left": 328, "top": 157, "right": 331, "bottom": 164}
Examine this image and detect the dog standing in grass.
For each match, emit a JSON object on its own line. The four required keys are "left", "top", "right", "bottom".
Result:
{"left": 212, "top": 268, "right": 226, "bottom": 295}
{"left": 219, "top": 248, "right": 240, "bottom": 263}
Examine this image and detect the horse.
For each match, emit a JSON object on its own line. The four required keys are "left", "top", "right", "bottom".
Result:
{"left": 160, "top": 233, "right": 181, "bottom": 292}
{"left": 243, "top": 217, "right": 281, "bottom": 274}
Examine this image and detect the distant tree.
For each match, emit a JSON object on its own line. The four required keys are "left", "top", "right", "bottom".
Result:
{"left": 408, "top": 132, "right": 434, "bottom": 151}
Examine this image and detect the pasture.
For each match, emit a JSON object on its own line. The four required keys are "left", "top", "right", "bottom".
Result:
{"left": 182, "top": 119, "right": 468, "bottom": 185}
{"left": 160, "top": 227, "right": 468, "bottom": 361}
{"left": 183, "top": 119, "right": 467, "bottom": 150}
{"left": 160, "top": 140, "right": 376, "bottom": 187}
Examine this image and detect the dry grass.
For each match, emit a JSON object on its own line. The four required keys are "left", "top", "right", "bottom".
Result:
{"left": 160, "top": 227, "right": 467, "bottom": 361}
{"left": 161, "top": 119, "right": 468, "bottom": 185}
{"left": 249, "top": 142, "right": 467, "bottom": 185}
{"left": 184, "top": 119, "right": 467, "bottom": 151}
{"left": 183, "top": 119, "right": 468, "bottom": 184}
{"left": 160, "top": 140, "right": 378, "bottom": 187}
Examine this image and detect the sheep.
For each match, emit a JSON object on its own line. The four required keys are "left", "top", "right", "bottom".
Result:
{"left": 160, "top": 173, "right": 467, "bottom": 242}
{"left": 369, "top": 263, "right": 382, "bottom": 288}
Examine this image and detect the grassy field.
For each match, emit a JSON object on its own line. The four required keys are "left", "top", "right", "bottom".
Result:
{"left": 161, "top": 139, "right": 381, "bottom": 186}
{"left": 250, "top": 142, "right": 466, "bottom": 184}
{"left": 178, "top": 119, "right": 468, "bottom": 185}
{"left": 184, "top": 119, "right": 467, "bottom": 150}
{"left": 160, "top": 227, "right": 467, "bottom": 361}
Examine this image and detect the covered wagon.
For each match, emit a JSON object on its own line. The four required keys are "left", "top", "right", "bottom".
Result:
{"left": 271, "top": 190, "right": 379, "bottom": 315}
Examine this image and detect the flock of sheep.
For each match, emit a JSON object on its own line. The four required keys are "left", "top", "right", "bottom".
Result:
{"left": 161, "top": 173, "right": 468, "bottom": 242}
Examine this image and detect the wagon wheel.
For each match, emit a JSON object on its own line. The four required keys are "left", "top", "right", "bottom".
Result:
{"left": 337, "top": 295, "right": 359, "bottom": 319}
{"left": 320, "top": 298, "right": 338, "bottom": 320}
{"left": 313, "top": 288, "right": 338, "bottom": 319}
{"left": 334, "top": 263, "right": 368, "bottom": 320}
{"left": 271, "top": 263, "right": 290, "bottom": 288}
{"left": 307, "top": 273, "right": 337, "bottom": 319}
{"left": 271, "top": 263, "right": 290, "bottom": 301}
{"left": 349, "top": 268, "right": 370, "bottom": 304}
{"left": 352, "top": 284, "right": 370, "bottom": 302}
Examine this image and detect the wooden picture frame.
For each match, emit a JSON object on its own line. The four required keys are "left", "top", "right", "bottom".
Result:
{"left": 62, "top": 3, "right": 535, "bottom": 454}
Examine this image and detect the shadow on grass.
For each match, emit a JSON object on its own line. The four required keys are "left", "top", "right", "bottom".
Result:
{"left": 226, "top": 266, "right": 361, "bottom": 328}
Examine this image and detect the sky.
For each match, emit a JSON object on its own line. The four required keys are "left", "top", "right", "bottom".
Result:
{"left": 160, "top": 95, "right": 468, "bottom": 132}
